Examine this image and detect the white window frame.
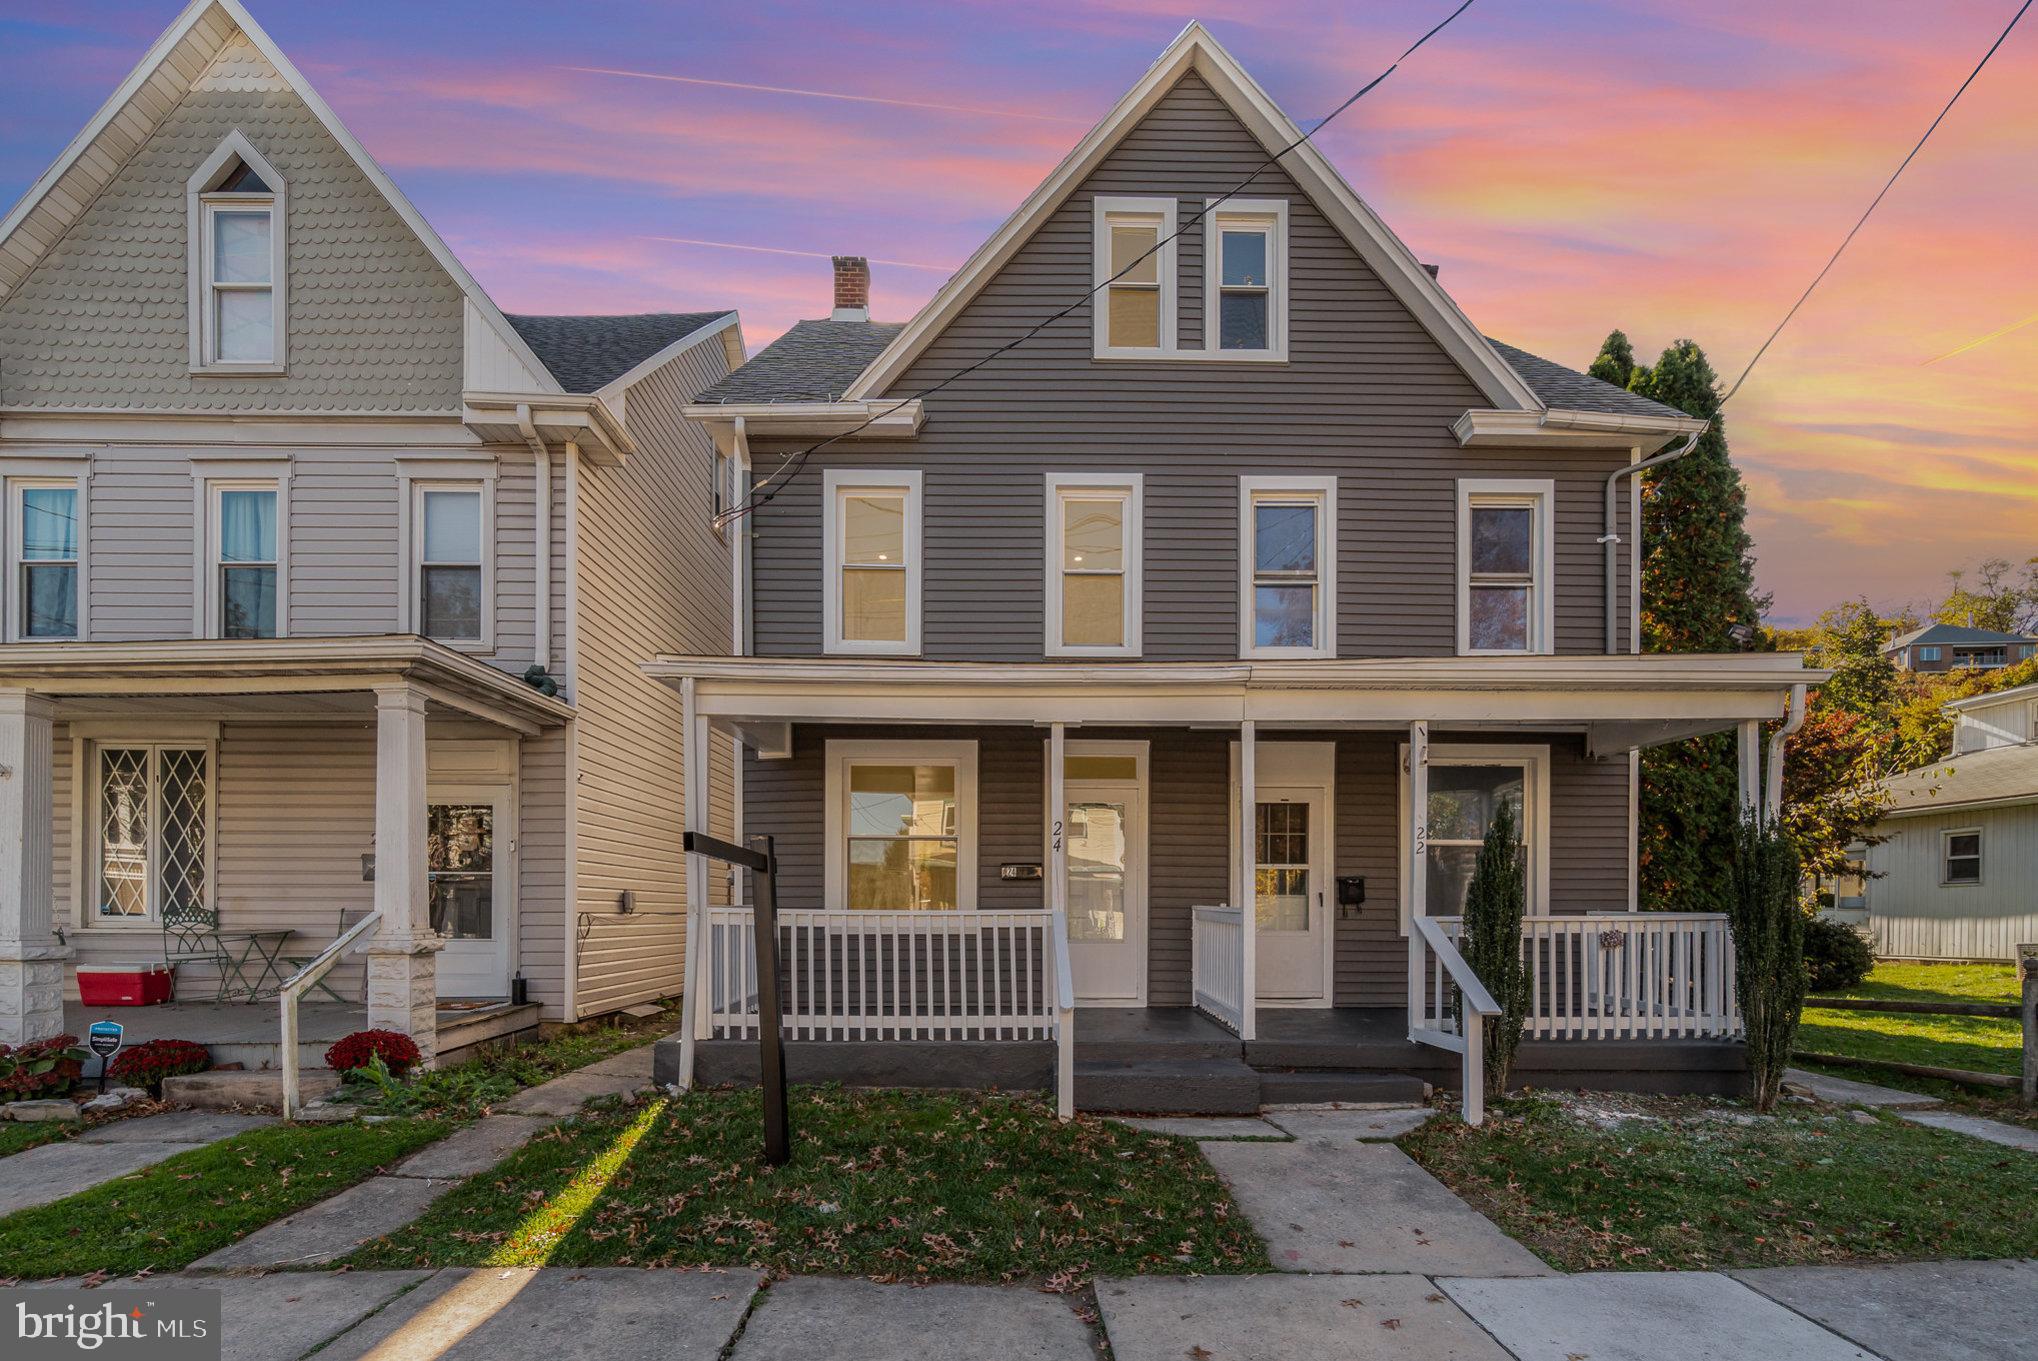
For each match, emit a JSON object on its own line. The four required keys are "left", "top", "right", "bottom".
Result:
{"left": 3, "top": 462, "right": 90, "bottom": 644}
{"left": 1202, "top": 198, "right": 1289, "bottom": 360}
{"left": 1092, "top": 195, "right": 1179, "bottom": 359}
{"left": 186, "top": 132, "right": 287, "bottom": 375}
{"left": 396, "top": 459, "right": 497, "bottom": 652}
{"left": 823, "top": 739, "right": 979, "bottom": 910}
{"left": 192, "top": 460, "right": 291, "bottom": 639}
{"left": 822, "top": 469, "right": 922, "bottom": 657}
{"left": 72, "top": 724, "right": 220, "bottom": 930}
{"left": 1396, "top": 742, "right": 1552, "bottom": 931}
{"left": 1457, "top": 479, "right": 1556, "bottom": 656}
{"left": 1916, "top": 645, "right": 1942, "bottom": 663}
{"left": 1239, "top": 475, "right": 1336, "bottom": 659}
{"left": 1045, "top": 473, "right": 1142, "bottom": 658}
{"left": 1941, "top": 827, "right": 1983, "bottom": 886}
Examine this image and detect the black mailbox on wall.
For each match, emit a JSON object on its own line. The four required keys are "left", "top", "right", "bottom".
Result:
{"left": 1335, "top": 876, "right": 1367, "bottom": 917}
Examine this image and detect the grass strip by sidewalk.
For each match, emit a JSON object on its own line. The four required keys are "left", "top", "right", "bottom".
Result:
{"left": 1796, "top": 1006, "right": 2022, "bottom": 1077}
{"left": 1401, "top": 1092, "right": 2038, "bottom": 1272}
{"left": 0, "top": 1121, "right": 76, "bottom": 1160}
{"left": 1821, "top": 960, "right": 2018, "bottom": 1007}
{"left": 0, "top": 1117, "right": 447, "bottom": 1280}
{"left": 1791, "top": 1056, "right": 2038, "bottom": 1132}
{"left": 350, "top": 1086, "right": 1267, "bottom": 1283}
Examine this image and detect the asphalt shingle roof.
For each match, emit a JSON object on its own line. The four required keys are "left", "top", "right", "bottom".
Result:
{"left": 1880, "top": 742, "right": 2038, "bottom": 814}
{"left": 505, "top": 311, "right": 733, "bottom": 394}
{"left": 1887, "top": 622, "right": 2038, "bottom": 650}
{"left": 698, "top": 319, "right": 1693, "bottom": 422}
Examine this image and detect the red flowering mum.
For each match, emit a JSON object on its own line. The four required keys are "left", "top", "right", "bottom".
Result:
{"left": 0, "top": 1034, "right": 89, "bottom": 1098}
{"left": 108, "top": 1038, "right": 211, "bottom": 1092}
{"left": 324, "top": 1029, "right": 421, "bottom": 1074}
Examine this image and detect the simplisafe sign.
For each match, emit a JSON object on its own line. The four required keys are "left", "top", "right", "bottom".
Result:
{"left": 4, "top": 1289, "right": 219, "bottom": 1360}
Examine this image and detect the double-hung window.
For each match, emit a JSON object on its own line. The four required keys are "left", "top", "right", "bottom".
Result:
{"left": 1458, "top": 480, "right": 1555, "bottom": 655}
{"left": 1203, "top": 200, "right": 1288, "bottom": 358}
{"left": 209, "top": 483, "right": 280, "bottom": 638}
{"left": 1093, "top": 196, "right": 1177, "bottom": 357}
{"left": 1240, "top": 476, "right": 1335, "bottom": 658}
{"left": 1046, "top": 475, "right": 1141, "bottom": 656}
{"left": 10, "top": 480, "right": 80, "bottom": 640}
{"left": 188, "top": 135, "right": 285, "bottom": 372}
{"left": 824, "top": 470, "right": 921, "bottom": 655}
{"left": 94, "top": 741, "right": 212, "bottom": 924}
{"left": 1915, "top": 646, "right": 1942, "bottom": 663}
{"left": 1942, "top": 829, "right": 1982, "bottom": 885}
{"left": 417, "top": 486, "right": 485, "bottom": 643}
{"left": 824, "top": 740, "right": 978, "bottom": 910}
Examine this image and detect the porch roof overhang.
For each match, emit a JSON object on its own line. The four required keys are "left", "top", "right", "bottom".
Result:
{"left": 0, "top": 636, "right": 574, "bottom": 736}
{"left": 644, "top": 653, "right": 1825, "bottom": 755}
{"left": 463, "top": 391, "right": 633, "bottom": 465}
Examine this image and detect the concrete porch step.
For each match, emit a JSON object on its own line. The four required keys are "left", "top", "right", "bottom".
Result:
{"left": 1074, "top": 1057, "right": 1262, "bottom": 1115}
{"left": 1254, "top": 1070, "right": 1429, "bottom": 1105}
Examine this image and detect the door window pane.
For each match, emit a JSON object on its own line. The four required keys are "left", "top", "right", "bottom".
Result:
{"left": 98, "top": 749, "right": 149, "bottom": 919}
{"left": 157, "top": 749, "right": 208, "bottom": 916}
{"left": 429, "top": 803, "right": 495, "bottom": 938}
{"left": 1065, "top": 754, "right": 1138, "bottom": 781}
{"left": 1425, "top": 764, "right": 1526, "bottom": 916}
{"left": 1255, "top": 802, "right": 1310, "bottom": 932}
{"left": 1066, "top": 800, "right": 1128, "bottom": 942}
{"left": 96, "top": 747, "right": 208, "bottom": 921}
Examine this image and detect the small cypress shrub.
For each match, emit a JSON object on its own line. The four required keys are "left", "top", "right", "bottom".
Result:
{"left": 1461, "top": 798, "right": 1530, "bottom": 1100}
{"left": 1728, "top": 811, "right": 1807, "bottom": 1111}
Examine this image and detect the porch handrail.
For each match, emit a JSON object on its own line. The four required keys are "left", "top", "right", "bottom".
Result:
{"left": 1408, "top": 914, "right": 1499, "bottom": 1126}
{"left": 278, "top": 909, "right": 381, "bottom": 1120}
{"left": 1050, "top": 906, "right": 1075, "bottom": 1122}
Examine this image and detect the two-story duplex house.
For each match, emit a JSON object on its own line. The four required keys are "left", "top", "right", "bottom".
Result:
{"left": 1884, "top": 623, "right": 2038, "bottom": 673}
{"left": 651, "top": 25, "right": 1817, "bottom": 1115}
{"left": 0, "top": 0, "right": 740, "bottom": 1063}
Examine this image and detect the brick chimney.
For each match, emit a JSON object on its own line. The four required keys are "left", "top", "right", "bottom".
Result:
{"left": 831, "top": 255, "right": 870, "bottom": 321}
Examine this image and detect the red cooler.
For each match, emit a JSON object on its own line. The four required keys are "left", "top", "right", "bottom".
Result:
{"left": 76, "top": 964, "right": 174, "bottom": 1006}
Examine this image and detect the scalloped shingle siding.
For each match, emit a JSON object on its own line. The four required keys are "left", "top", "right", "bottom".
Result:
{"left": 0, "top": 46, "right": 463, "bottom": 414}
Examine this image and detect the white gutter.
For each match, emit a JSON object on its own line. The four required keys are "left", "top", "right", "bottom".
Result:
{"left": 1602, "top": 423, "right": 1707, "bottom": 653}
{"left": 1764, "top": 681, "right": 1808, "bottom": 824}
{"left": 516, "top": 404, "right": 552, "bottom": 674}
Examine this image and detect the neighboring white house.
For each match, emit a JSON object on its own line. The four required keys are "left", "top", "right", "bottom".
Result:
{"left": 1863, "top": 681, "right": 2038, "bottom": 961}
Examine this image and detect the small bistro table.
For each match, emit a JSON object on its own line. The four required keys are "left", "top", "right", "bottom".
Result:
{"left": 212, "top": 929, "right": 298, "bottom": 1002}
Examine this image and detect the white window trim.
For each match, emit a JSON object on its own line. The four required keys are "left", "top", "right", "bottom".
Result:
{"left": 185, "top": 131, "right": 287, "bottom": 375}
{"left": 75, "top": 727, "right": 221, "bottom": 930}
{"left": 1396, "top": 742, "right": 1552, "bottom": 932}
{"left": 1202, "top": 197, "right": 1289, "bottom": 360}
{"left": 1239, "top": 475, "right": 1337, "bottom": 660}
{"left": 1457, "top": 479, "right": 1557, "bottom": 657}
{"left": 822, "top": 468, "right": 922, "bottom": 657}
{"left": 396, "top": 460, "right": 498, "bottom": 653}
{"left": 823, "top": 739, "right": 979, "bottom": 910}
{"left": 1941, "top": 826, "right": 1983, "bottom": 887}
{"left": 1045, "top": 473, "right": 1143, "bottom": 658}
{"left": 4, "top": 461, "right": 91, "bottom": 644}
{"left": 1092, "top": 195, "right": 1179, "bottom": 359}
{"left": 191, "top": 459, "right": 291, "bottom": 639}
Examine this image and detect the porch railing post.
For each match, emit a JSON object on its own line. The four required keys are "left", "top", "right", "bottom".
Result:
{"left": 1238, "top": 718, "right": 1256, "bottom": 1043}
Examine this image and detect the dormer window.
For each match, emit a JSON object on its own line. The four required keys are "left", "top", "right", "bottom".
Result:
{"left": 187, "top": 133, "right": 286, "bottom": 373}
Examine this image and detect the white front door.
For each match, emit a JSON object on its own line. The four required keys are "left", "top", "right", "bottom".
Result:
{"left": 428, "top": 786, "right": 512, "bottom": 998}
{"left": 1246, "top": 743, "right": 1333, "bottom": 1003}
{"left": 1059, "top": 745, "right": 1148, "bottom": 1005}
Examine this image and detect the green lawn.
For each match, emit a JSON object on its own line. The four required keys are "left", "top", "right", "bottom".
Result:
{"left": 350, "top": 1086, "right": 1267, "bottom": 1283}
{"left": 1792, "top": 1057, "right": 2038, "bottom": 1133}
{"left": 0, "top": 1121, "right": 77, "bottom": 1159}
{"left": 0, "top": 1118, "right": 448, "bottom": 1279}
{"left": 1797, "top": 960, "right": 2023, "bottom": 1078}
{"left": 1401, "top": 1092, "right": 2038, "bottom": 1272}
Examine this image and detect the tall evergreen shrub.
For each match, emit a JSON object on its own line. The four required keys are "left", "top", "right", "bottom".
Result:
{"left": 1461, "top": 799, "right": 1530, "bottom": 1099}
{"left": 1728, "top": 811, "right": 1807, "bottom": 1111}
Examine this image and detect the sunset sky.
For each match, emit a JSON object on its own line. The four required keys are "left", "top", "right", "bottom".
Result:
{"left": 1, "top": 0, "right": 2032, "bottom": 624}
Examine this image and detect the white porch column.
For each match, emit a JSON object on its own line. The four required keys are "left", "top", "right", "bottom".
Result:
{"left": 1237, "top": 718, "right": 1256, "bottom": 1042}
{"left": 1406, "top": 720, "right": 1429, "bottom": 1026}
{"left": 366, "top": 683, "right": 442, "bottom": 1064}
{"left": 1048, "top": 723, "right": 1068, "bottom": 916}
{"left": 678, "top": 677, "right": 708, "bottom": 1088}
{"left": 1736, "top": 719, "right": 1763, "bottom": 823}
{"left": 0, "top": 691, "right": 66, "bottom": 1045}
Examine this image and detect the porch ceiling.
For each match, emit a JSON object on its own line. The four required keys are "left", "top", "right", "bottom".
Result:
{"left": 0, "top": 635, "right": 573, "bottom": 735}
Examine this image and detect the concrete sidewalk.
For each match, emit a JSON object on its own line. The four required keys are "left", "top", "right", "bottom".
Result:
{"left": 44, "top": 1258, "right": 2026, "bottom": 1360}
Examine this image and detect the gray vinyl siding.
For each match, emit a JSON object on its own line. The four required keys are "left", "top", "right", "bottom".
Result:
{"left": 745, "top": 72, "right": 1637, "bottom": 661}
{"left": 516, "top": 725, "right": 572, "bottom": 1016}
{"left": 744, "top": 724, "right": 1632, "bottom": 1007}
{"left": 568, "top": 334, "right": 735, "bottom": 1017}
{"left": 1864, "top": 804, "right": 2038, "bottom": 961}
{"left": 0, "top": 45, "right": 464, "bottom": 413}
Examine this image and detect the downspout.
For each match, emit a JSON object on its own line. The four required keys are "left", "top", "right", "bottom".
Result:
{"left": 1602, "top": 424, "right": 1708, "bottom": 654}
{"left": 1763, "top": 681, "right": 1808, "bottom": 827}
{"left": 516, "top": 404, "right": 552, "bottom": 674}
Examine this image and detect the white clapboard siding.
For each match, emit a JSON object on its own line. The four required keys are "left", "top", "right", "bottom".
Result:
{"left": 1866, "top": 804, "right": 2038, "bottom": 961}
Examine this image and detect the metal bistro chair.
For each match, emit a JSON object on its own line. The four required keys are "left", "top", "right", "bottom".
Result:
{"left": 278, "top": 908, "right": 375, "bottom": 1004}
{"left": 161, "top": 902, "right": 234, "bottom": 1003}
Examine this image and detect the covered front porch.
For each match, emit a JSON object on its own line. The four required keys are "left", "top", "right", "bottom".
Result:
{"left": 647, "top": 653, "right": 1815, "bottom": 1117}
{"left": 0, "top": 637, "right": 573, "bottom": 1066}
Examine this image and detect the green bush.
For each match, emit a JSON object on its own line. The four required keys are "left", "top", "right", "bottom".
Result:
{"left": 1803, "top": 917, "right": 1875, "bottom": 992}
{"left": 1460, "top": 798, "right": 1530, "bottom": 1100}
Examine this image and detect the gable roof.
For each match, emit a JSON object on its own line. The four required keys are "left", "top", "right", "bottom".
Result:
{"left": 1887, "top": 622, "right": 2038, "bottom": 651}
{"left": 0, "top": 0, "right": 564, "bottom": 396}
{"left": 1483, "top": 340, "right": 1688, "bottom": 421}
{"left": 840, "top": 22, "right": 1542, "bottom": 412}
{"left": 696, "top": 320, "right": 907, "bottom": 404}
{"left": 1880, "top": 743, "right": 2038, "bottom": 816}
{"left": 506, "top": 311, "right": 736, "bottom": 394}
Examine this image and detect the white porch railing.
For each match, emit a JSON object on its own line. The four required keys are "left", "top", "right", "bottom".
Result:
{"left": 278, "top": 909, "right": 381, "bottom": 1120}
{"left": 1443, "top": 913, "right": 1740, "bottom": 1040}
{"left": 1407, "top": 915, "right": 1500, "bottom": 1125}
{"left": 1191, "top": 906, "right": 1245, "bottom": 1034}
{"left": 705, "top": 907, "right": 1058, "bottom": 1042}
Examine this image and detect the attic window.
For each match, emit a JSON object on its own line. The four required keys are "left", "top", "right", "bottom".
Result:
{"left": 1092, "top": 196, "right": 1177, "bottom": 358}
{"left": 187, "top": 134, "right": 287, "bottom": 373}
{"left": 1202, "top": 199, "right": 1288, "bottom": 359}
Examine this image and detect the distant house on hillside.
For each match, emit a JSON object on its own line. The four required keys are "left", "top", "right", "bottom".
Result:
{"left": 1884, "top": 623, "right": 2038, "bottom": 673}
{"left": 1862, "top": 681, "right": 2038, "bottom": 961}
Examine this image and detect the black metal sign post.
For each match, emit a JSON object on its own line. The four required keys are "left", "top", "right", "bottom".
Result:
{"left": 682, "top": 831, "right": 790, "bottom": 1166}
